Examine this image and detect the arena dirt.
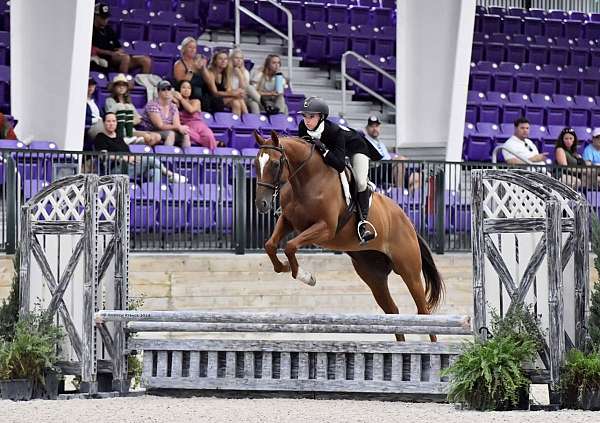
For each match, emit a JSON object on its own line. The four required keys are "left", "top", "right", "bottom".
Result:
{"left": 1, "top": 396, "right": 598, "bottom": 423}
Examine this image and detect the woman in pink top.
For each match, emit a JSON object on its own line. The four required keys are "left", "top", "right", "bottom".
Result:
{"left": 173, "top": 80, "right": 218, "bottom": 150}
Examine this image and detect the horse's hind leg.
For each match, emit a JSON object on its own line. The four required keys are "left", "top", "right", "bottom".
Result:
{"left": 388, "top": 242, "right": 437, "bottom": 342}
{"left": 347, "top": 251, "right": 405, "bottom": 341}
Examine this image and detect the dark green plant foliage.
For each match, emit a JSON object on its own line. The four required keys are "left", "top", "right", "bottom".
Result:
{"left": 561, "top": 349, "right": 600, "bottom": 408}
{"left": 0, "top": 311, "right": 63, "bottom": 385}
{"left": 443, "top": 305, "right": 540, "bottom": 411}
{"left": 0, "top": 252, "right": 20, "bottom": 342}
{"left": 589, "top": 216, "right": 600, "bottom": 348}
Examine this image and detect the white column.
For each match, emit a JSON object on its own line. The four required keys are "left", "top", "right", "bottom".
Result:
{"left": 395, "top": 0, "right": 475, "bottom": 162}
{"left": 11, "top": 0, "right": 95, "bottom": 150}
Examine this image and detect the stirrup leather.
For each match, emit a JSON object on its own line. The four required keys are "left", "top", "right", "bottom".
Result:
{"left": 357, "top": 219, "right": 377, "bottom": 244}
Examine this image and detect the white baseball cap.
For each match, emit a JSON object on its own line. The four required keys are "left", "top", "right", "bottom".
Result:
{"left": 592, "top": 128, "right": 600, "bottom": 137}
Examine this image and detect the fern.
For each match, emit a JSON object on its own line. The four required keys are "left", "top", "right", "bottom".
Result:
{"left": 0, "top": 251, "right": 20, "bottom": 342}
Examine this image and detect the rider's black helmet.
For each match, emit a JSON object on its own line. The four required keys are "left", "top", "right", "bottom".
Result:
{"left": 298, "top": 96, "right": 329, "bottom": 119}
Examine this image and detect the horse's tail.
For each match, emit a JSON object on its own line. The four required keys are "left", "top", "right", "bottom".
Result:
{"left": 417, "top": 233, "right": 445, "bottom": 312}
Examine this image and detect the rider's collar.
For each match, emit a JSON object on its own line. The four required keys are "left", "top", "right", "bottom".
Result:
{"left": 307, "top": 120, "right": 325, "bottom": 140}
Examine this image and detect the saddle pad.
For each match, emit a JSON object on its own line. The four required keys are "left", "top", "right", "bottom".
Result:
{"left": 339, "top": 171, "right": 352, "bottom": 206}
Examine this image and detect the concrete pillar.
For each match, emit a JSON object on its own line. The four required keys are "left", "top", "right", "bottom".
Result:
{"left": 395, "top": 0, "right": 475, "bottom": 161}
{"left": 10, "top": 0, "right": 94, "bottom": 150}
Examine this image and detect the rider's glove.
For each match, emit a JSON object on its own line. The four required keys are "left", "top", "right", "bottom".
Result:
{"left": 314, "top": 140, "right": 328, "bottom": 155}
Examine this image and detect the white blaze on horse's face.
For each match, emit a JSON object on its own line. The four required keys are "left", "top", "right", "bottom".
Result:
{"left": 258, "top": 152, "right": 270, "bottom": 179}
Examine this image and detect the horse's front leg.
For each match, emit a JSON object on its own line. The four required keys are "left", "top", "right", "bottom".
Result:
{"left": 265, "top": 214, "right": 293, "bottom": 273}
{"left": 284, "top": 220, "right": 334, "bottom": 286}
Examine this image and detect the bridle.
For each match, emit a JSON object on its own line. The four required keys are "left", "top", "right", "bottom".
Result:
{"left": 256, "top": 141, "right": 315, "bottom": 197}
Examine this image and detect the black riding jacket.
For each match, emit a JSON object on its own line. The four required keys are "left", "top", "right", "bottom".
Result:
{"left": 298, "top": 120, "right": 383, "bottom": 173}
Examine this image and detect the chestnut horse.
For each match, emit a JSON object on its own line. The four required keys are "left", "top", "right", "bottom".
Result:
{"left": 254, "top": 132, "right": 444, "bottom": 341}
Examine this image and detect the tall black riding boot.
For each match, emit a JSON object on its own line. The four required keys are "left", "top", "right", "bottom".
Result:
{"left": 357, "top": 189, "right": 376, "bottom": 244}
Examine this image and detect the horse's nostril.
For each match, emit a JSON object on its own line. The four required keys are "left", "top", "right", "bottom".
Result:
{"left": 261, "top": 200, "right": 268, "bottom": 209}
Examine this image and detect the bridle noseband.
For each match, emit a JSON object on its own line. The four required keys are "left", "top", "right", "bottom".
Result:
{"left": 256, "top": 142, "right": 315, "bottom": 197}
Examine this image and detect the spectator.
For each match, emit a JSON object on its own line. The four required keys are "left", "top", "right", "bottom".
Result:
{"left": 229, "top": 48, "right": 261, "bottom": 114}
{"left": 583, "top": 128, "right": 600, "bottom": 165}
{"left": 105, "top": 74, "right": 161, "bottom": 146}
{"left": 92, "top": 3, "right": 151, "bottom": 74}
{"left": 555, "top": 127, "right": 585, "bottom": 188}
{"left": 140, "top": 80, "right": 191, "bottom": 148}
{"left": 502, "top": 117, "right": 548, "bottom": 164}
{"left": 250, "top": 54, "right": 288, "bottom": 114}
{"left": 0, "top": 112, "right": 16, "bottom": 140}
{"left": 86, "top": 77, "right": 104, "bottom": 139}
{"left": 94, "top": 112, "right": 186, "bottom": 183}
{"left": 173, "top": 80, "right": 218, "bottom": 150}
{"left": 202, "top": 51, "right": 247, "bottom": 115}
{"left": 173, "top": 37, "right": 207, "bottom": 100}
{"left": 361, "top": 115, "right": 420, "bottom": 192}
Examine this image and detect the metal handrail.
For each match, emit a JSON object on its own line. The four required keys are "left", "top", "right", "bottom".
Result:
{"left": 341, "top": 51, "right": 395, "bottom": 116}
{"left": 234, "top": 0, "right": 294, "bottom": 84}
{"left": 492, "top": 145, "right": 535, "bottom": 164}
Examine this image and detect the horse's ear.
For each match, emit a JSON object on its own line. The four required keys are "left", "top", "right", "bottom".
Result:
{"left": 254, "top": 130, "right": 265, "bottom": 146}
{"left": 270, "top": 130, "right": 280, "bottom": 147}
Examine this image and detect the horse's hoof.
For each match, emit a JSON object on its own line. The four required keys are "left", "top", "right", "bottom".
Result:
{"left": 297, "top": 268, "right": 316, "bottom": 286}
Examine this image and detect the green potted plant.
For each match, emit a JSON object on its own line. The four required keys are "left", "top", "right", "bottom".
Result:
{"left": 0, "top": 311, "right": 63, "bottom": 401}
{"left": 443, "top": 305, "right": 541, "bottom": 411}
{"left": 560, "top": 349, "right": 600, "bottom": 410}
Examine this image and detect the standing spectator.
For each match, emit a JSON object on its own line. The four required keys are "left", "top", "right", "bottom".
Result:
{"left": 94, "top": 112, "right": 186, "bottom": 183}
{"left": 173, "top": 80, "right": 218, "bottom": 150}
{"left": 502, "top": 117, "right": 548, "bottom": 164}
{"left": 250, "top": 54, "right": 288, "bottom": 114}
{"left": 173, "top": 37, "right": 208, "bottom": 100}
{"left": 202, "top": 51, "right": 247, "bottom": 115}
{"left": 229, "top": 49, "right": 261, "bottom": 114}
{"left": 361, "top": 115, "right": 420, "bottom": 192}
{"left": 105, "top": 74, "right": 161, "bottom": 146}
{"left": 140, "top": 80, "right": 191, "bottom": 148}
{"left": 86, "top": 77, "right": 104, "bottom": 139}
{"left": 583, "top": 128, "right": 600, "bottom": 165}
{"left": 92, "top": 3, "right": 152, "bottom": 74}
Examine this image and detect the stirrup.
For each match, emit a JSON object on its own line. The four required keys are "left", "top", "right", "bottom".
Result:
{"left": 357, "top": 220, "right": 377, "bottom": 244}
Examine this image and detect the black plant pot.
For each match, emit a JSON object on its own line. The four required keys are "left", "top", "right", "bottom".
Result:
{"left": 0, "top": 379, "right": 34, "bottom": 401}
{"left": 33, "top": 371, "right": 60, "bottom": 400}
{"left": 580, "top": 389, "right": 600, "bottom": 411}
{"left": 497, "top": 386, "right": 530, "bottom": 411}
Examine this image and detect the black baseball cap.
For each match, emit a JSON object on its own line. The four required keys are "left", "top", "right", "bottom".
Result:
{"left": 157, "top": 80, "right": 172, "bottom": 91}
{"left": 367, "top": 115, "right": 381, "bottom": 126}
{"left": 95, "top": 3, "right": 111, "bottom": 18}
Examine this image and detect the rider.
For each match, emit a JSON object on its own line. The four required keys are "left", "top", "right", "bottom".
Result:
{"left": 297, "top": 96, "right": 383, "bottom": 244}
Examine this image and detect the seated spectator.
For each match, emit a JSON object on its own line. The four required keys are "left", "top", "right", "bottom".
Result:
{"left": 583, "top": 128, "right": 600, "bottom": 165}
{"left": 250, "top": 54, "right": 288, "bottom": 115}
{"left": 202, "top": 51, "right": 247, "bottom": 115}
{"left": 173, "top": 37, "right": 208, "bottom": 100}
{"left": 105, "top": 74, "right": 161, "bottom": 146}
{"left": 555, "top": 127, "right": 585, "bottom": 188}
{"left": 86, "top": 77, "right": 104, "bottom": 139}
{"left": 140, "top": 80, "right": 191, "bottom": 148}
{"left": 361, "top": 116, "right": 420, "bottom": 192}
{"left": 94, "top": 112, "right": 186, "bottom": 183}
{"left": 502, "top": 117, "right": 548, "bottom": 165}
{"left": 0, "top": 112, "right": 16, "bottom": 140}
{"left": 92, "top": 3, "right": 151, "bottom": 74}
{"left": 173, "top": 80, "right": 218, "bottom": 150}
{"left": 229, "top": 49, "right": 261, "bottom": 114}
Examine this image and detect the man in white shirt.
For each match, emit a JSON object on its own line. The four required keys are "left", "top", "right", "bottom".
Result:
{"left": 502, "top": 117, "right": 548, "bottom": 164}
{"left": 361, "top": 115, "right": 391, "bottom": 159}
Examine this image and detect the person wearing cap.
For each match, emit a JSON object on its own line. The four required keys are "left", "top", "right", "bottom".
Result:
{"left": 86, "top": 77, "right": 105, "bottom": 139}
{"left": 92, "top": 3, "right": 151, "bottom": 74}
{"left": 503, "top": 117, "right": 548, "bottom": 164}
{"left": 105, "top": 74, "right": 161, "bottom": 146}
{"left": 140, "top": 80, "right": 191, "bottom": 148}
{"left": 360, "top": 116, "right": 420, "bottom": 192}
{"left": 583, "top": 128, "right": 600, "bottom": 165}
{"left": 298, "top": 97, "right": 383, "bottom": 244}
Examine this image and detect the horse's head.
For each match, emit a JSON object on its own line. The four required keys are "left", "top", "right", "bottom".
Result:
{"left": 254, "top": 131, "right": 286, "bottom": 213}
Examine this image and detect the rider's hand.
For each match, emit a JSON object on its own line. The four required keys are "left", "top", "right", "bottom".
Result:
{"left": 314, "top": 139, "right": 327, "bottom": 153}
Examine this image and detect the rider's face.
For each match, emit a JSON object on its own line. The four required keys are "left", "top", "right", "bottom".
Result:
{"left": 302, "top": 113, "right": 320, "bottom": 131}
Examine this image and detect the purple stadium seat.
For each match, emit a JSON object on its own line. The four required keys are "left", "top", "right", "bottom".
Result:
{"left": 484, "top": 42, "right": 505, "bottom": 63}
{"left": 544, "top": 19, "right": 564, "bottom": 38}
{"left": 559, "top": 65, "right": 583, "bottom": 95}
{"left": 132, "top": 40, "right": 160, "bottom": 56}
{"left": 488, "top": 6, "right": 506, "bottom": 16}
{"left": 371, "top": 7, "right": 393, "bottom": 27}
{"left": 548, "top": 10, "right": 568, "bottom": 20}
{"left": 327, "top": 3, "right": 349, "bottom": 24}
{"left": 257, "top": 1, "right": 281, "bottom": 30}
{"left": 502, "top": 15, "right": 523, "bottom": 34}
{"left": 206, "top": 0, "right": 233, "bottom": 29}
{"left": 349, "top": 4, "right": 370, "bottom": 26}
{"left": 285, "top": 93, "right": 305, "bottom": 114}
{"left": 523, "top": 17, "right": 543, "bottom": 36}
{"left": 328, "top": 24, "right": 350, "bottom": 63}
{"left": 174, "top": 22, "right": 199, "bottom": 42}
{"left": 269, "top": 114, "right": 297, "bottom": 134}
{"left": 375, "top": 26, "right": 395, "bottom": 57}
{"left": 575, "top": 95, "right": 597, "bottom": 109}
{"left": 149, "top": 0, "right": 174, "bottom": 11}
{"left": 469, "top": 62, "right": 497, "bottom": 92}
{"left": 304, "top": 1, "right": 327, "bottom": 23}
{"left": 304, "top": 22, "right": 329, "bottom": 64}
{"left": 471, "top": 42, "right": 484, "bottom": 63}
{"left": 570, "top": 11, "right": 588, "bottom": 21}
{"left": 506, "top": 41, "right": 527, "bottom": 64}
{"left": 479, "top": 92, "right": 506, "bottom": 123}
{"left": 567, "top": 39, "right": 590, "bottom": 67}
{"left": 529, "top": 9, "right": 546, "bottom": 19}
{"left": 466, "top": 91, "right": 484, "bottom": 123}
{"left": 536, "top": 64, "right": 560, "bottom": 95}
{"left": 159, "top": 41, "right": 180, "bottom": 56}
{"left": 493, "top": 62, "right": 519, "bottom": 92}
{"left": 129, "top": 144, "right": 154, "bottom": 154}
{"left": 548, "top": 42, "right": 569, "bottom": 66}
{"left": 281, "top": 1, "right": 304, "bottom": 21}
{"left": 151, "top": 56, "right": 174, "bottom": 79}
{"left": 508, "top": 7, "right": 527, "bottom": 17}
{"left": 481, "top": 14, "right": 501, "bottom": 34}
{"left": 119, "top": 19, "right": 147, "bottom": 43}
{"left": 90, "top": 71, "right": 109, "bottom": 88}
{"left": 292, "top": 21, "right": 312, "bottom": 55}
{"left": 564, "top": 20, "right": 583, "bottom": 39}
